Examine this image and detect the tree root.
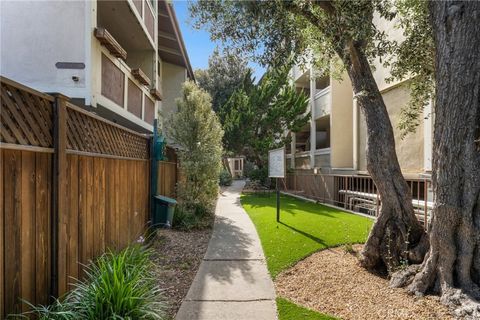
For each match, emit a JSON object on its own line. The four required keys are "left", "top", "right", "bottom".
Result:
{"left": 390, "top": 252, "right": 480, "bottom": 319}
{"left": 360, "top": 210, "right": 427, "bottom": 272}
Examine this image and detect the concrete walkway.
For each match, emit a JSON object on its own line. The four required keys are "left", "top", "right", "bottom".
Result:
{"left": 176, "top": 180, "right": 277, "bottom": 320}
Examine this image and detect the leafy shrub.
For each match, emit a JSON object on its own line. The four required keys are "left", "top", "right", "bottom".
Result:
{"left": 243, "top": 161, "right": 256, "bottom": 178}
{"left": 248, "top": 167, "right": 270, "bottom": 186}
{"left": 173, "top": 204, "right": 213, "bottom": 231}
{"left": 18, "top": 245, "right": 165, "bottom": 320}
{"left": 219, "top": 169, "right": 233, "bottom": 186}
{"left": 164, "top": 81, "right": 223, "bottom": 214}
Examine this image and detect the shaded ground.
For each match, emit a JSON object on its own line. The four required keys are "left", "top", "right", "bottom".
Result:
{"left": 276, "top": 245, "right": 455, "bottom": 320}
{"left": 150, "top": 228, "right": 212, "bottom": 319}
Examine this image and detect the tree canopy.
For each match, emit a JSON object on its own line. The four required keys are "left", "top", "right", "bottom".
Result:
{"left": 194, "top": 49, "right": 252, "bottom": 115}
{"left": 222, "top": 66, "right": 309, "bottom": 166}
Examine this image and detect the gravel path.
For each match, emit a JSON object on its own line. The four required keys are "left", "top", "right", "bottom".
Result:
{"left": 275, "top": 245, "right": 455, "bottom": 320}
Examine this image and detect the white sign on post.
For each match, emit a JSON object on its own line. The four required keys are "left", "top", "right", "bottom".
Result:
{"left": 268, "top": 147, "right": 285, "bottom": 178}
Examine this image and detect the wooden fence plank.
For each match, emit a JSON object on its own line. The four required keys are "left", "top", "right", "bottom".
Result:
{"left": 85, "top": 157, "right": 94, "bottom": 263}
{"left": 104, "top": 158, "right": 113, "bottom": 249}
{"left": 4, "top": 150, "right": 22, "bottom": 315}
{"left": 127, "top": 160, "right": 133, "bottom": 242}
{"left": 93, "top": 157, "right": 106, "bottom": 256}
{"left": 53, "top": 94, "right": 69, "bottom": 297}
{"left": 144, "top": 161, "right": 150, "bottom": 227}
{"left": 134, "top": 161, "right": 142, "bottom": 239}
{"left": 78, "top": 156, "right": 87, "bottom": 276}
{"left": 0, "top": 149, "right": 4, "bottom": 318}
{"left": 35, "top": 152, "right": 51, "bottom": 305}
{"left": 119, "top": 160, "right": 128, "bottom": 247}
{"left": 21, "top": 151, "right": 36, "bottom": 311}
{"left": 99, "top": 157, "right": 106, "bottom": 254}
{"left": 67, "top": 155, "right": 79, "bottom": 289}
{"left": 114, "top": 159, "right": 121, "bottom": 249}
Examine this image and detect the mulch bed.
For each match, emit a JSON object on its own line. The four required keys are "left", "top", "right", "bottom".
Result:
{"left": 275, "top": 245, "right": 455, "bottom": 320}
{"left": 150, "top": 228, "right": 212, "bottom": 319}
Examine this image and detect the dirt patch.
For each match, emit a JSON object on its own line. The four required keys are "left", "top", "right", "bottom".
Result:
{"left": 151, "top": 228, "right": 212, "bottom": 319}
{"left": 275, "top": 245, "right": 455, "bottom": 320}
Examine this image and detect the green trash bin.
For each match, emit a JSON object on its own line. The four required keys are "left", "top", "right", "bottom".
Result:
{"left": 153, "top": 195, "right": 177, "bottom": 228}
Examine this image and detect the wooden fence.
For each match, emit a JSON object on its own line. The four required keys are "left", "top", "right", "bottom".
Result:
{"left": 157, "top": 161, "right": 177, "bottom": 198}
{"left": 1, "top": 76, "right": 152, "bottom": 317}
{"left": 284, "top": 171, "right": 432, "bottom": 228}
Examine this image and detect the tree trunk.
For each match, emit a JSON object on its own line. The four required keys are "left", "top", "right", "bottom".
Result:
{"left": 339, "top": 43, "right": 428, "bottom": 271}
{"left": 393, "top": 2, "right": 480, "bottom": 317}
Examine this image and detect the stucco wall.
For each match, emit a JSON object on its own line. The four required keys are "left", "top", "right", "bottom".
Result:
{"left": 371, "top": 13, "right": 406, "bottom": 92}
{"left": 330, "top": 72, "right": 354, "bottom": 168}
{"left": 160, "top": 61, "right": 186, "bottom": 128}
{"left": 358, "top": 85, "right": 424, "bottom": 173}
{"left": 0, "top": 1, "right": 88, "bottom": 98}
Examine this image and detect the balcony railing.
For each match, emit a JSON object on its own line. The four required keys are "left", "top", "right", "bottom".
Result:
{"left": 314, "top": 148, "right": 331, "bottom": 168}
{"left": 292, "top": 65, "right": 308, "bottom": 81}
{"left": 129, "top": 0, "right": 157, "bottom": 43}
{"left": 314, "top": 87, "right": 331, "bottom": 119}
{"left": 98, "top": 46, "right": 158, "bottom": 128}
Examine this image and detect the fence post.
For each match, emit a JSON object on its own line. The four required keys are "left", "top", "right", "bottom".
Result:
{"left": 149, "top": 119, "right": 158, "bottom": 226}
{"left": 51, "top": 93, "right": 69, "bottom": 298}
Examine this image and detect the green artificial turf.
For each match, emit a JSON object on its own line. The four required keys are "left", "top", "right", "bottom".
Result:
{"left": 241, "top": 193, "right": 373, "bottom": 278}
{"left": 276, "top": 298, "right": 339, "bottom": 320}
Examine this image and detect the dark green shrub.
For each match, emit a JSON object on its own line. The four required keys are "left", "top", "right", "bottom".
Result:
{"left": 248, "top": 167, "right": 269, "bottom": 186}
{"left": 219, "top": 169, "right": 233, "bottom": 186}
{"left": 172, "top": 204, "right": 213, "bottom": 231}
{"left": 17, "top": 245, "right": 165, "bottom": 320}
{"left": 243, "top": 161, "right": 255, "bottom": 178}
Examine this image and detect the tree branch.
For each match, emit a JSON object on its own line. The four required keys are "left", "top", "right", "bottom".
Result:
{"left": 281, "top": 0, "right": 345, "bottom": 55}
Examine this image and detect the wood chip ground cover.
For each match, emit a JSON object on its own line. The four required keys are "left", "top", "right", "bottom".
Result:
{"left": 275, "top": 245, "right": 455, "bottom": 320}
{"left": 151, "top": 228, "right": 212, "bottom": 319}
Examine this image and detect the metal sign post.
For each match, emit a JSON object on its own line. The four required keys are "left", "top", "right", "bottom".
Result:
{"left": 276, "top": 178, "right": 280, "bottom": 222}
{"left": 269, "top": 147, "right": 285, "bottom": 223}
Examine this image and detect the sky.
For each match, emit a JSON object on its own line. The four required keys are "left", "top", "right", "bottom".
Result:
{"left": 172, "top": 1, "right": 266, "bottom": 80}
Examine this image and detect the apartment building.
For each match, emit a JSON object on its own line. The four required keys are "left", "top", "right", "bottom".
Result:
{"left": 284, "top": 15, "right": 434, "bottom": 221}
{"left": 0, "top": 0, "right": 193, "bottom": 134}
{"left": 287, "top": 17, "right": 432, "bottom": 180}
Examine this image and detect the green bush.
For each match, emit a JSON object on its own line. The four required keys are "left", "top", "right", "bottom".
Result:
{"left": 243, "top": 161, "right": 255, "bottom": 178}
{"left": 219, "top": 169, "right": 233, "bottom": 186}
{"left": 164, "top": 81, "right": 223, "bottom": 213}
{"left": 173, "top": 204, "right": 213, "bottom": 231}
{"left": 248, "top": 167, "right": 269, "bottom": 186}
{"left": 18, "top": 245, "right": 165, "bottom": 320}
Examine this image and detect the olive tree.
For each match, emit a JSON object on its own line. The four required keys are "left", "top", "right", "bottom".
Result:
{"left": 390, "top": 2, "right": 480, "bottom": 317}
{"left": 190, "top": 0, "right": 427, "bottom": 270}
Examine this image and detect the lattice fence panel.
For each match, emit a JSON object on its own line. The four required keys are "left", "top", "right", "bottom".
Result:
{"left": 66, "top": 105, "right": 149, "bottom": 159}
{"left": 1, "top": 80, "right": 54, "bottom": 148}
